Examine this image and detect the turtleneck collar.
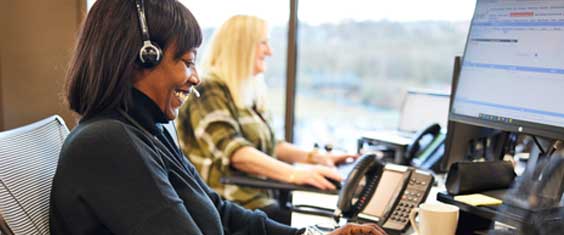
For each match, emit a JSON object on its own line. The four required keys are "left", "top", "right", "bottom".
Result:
{"left": 125, "top": 88, "right": 169, "bottom": 135}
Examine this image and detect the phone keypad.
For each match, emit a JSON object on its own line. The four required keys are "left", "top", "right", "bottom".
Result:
{"left": 382, "top": 172, "right": 433, "bottom": 232}
{"left": 390, "top": 202, "right": 415, "bottom": 223}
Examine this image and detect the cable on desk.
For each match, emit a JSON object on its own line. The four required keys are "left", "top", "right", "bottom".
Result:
{"left": 532, "top": 135, "right": 546, "bottom": 156}
{"left": 546, "top": 140, "right": 561, "bottom": 157}
{"left": 291, "top": 204, "right": 335, "bottom": 218}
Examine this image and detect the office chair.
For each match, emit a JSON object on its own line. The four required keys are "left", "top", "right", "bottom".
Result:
{"left": 0, "top": 115, "right": 70, "bottom": 235}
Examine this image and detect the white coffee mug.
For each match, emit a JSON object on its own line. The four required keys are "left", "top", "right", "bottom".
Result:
{"left": 409, "top": 203, "right": 459, "bottom": 235}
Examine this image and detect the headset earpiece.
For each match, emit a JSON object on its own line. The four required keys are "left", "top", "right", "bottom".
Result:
{"left": 135, "top": 0, "right": 162, "bottom": 68}
{"left": 139, "top": 41, "right": 162, "bottom": 67}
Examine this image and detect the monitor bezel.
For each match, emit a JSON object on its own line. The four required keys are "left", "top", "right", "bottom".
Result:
{"left": 449, "top": 0, "right": 564, "bottom": 141}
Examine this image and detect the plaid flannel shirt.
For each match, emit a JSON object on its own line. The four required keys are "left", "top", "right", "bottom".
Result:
{"left": 177, "top": 75, "right": 278, "bottom": 209}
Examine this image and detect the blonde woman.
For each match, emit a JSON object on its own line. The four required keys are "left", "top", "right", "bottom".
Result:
{"left": 177, "top": 15, "right": 357, "bottom": 224}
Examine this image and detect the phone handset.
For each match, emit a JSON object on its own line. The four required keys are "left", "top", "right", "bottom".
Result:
{"left": 405, "top": 123, "right": 441, "bottom": 163}
{"left": 334, "top": 154, "right": 385, "bottom": 223}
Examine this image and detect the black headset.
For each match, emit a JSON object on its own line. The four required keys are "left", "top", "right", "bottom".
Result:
{"left": 135, "top": 0, "right": 162, "bottom": 68}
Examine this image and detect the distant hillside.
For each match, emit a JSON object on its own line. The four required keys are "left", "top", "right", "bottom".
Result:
{"left": 200, "top": 20, "right": 470, "bottom": 110}
{"left": 265, "top": 20, "right": 470, "bottom": 109}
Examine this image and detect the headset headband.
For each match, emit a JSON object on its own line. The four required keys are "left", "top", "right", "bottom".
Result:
{"left": 134, "top": 0, "right": 162, "bottom": 67}
{"left": 135, "top": 0, "right": 151, "bottom": 42}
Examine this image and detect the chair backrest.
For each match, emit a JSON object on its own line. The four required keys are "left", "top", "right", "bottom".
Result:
{"left": 0, "top": 115, "right": 69, "bottom": 235}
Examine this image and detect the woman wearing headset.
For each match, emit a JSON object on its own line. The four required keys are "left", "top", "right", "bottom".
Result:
{"left": 176, "top": 15, "right": 358, "bottom": 225}
{"left": 50, "top": 0, "right": 385, "bottom": 234}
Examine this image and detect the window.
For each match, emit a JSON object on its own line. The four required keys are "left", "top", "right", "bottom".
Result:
{"left": 86, "top": 0, "right": 96, "bottom": 10}
{"left": 180, "top": 0, "right": 289, "bottom": 139}
{"left": 293, "top": 0, "right": 475, "bottom": 150}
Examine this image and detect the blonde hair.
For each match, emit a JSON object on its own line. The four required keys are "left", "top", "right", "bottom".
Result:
{"left": 202, "top": 15, "right": 268, "bottom": 107}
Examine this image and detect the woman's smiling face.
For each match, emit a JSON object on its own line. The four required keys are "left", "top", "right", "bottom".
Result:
{"left": 253, "top": 37, "right": 272, "bottom": 76}
{"left": 134, "top": 44, "right": 200, "bottom": 120}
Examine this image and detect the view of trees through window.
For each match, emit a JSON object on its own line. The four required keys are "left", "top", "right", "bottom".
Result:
{"left": 293, "top": 0, "right": 475, "bottom": 150}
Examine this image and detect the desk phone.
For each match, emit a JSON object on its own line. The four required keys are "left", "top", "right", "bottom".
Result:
{"left": 335, "top": 154, "right": 434, "bottom": 234}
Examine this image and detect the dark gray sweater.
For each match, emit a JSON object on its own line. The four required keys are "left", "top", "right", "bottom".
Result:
{"left": 50, "top": 89, "right": 298, "bottom": 235}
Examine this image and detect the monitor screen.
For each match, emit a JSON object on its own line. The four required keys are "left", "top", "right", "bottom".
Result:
{"left": 398, "top": 90, "right": 450, "bottom": 133}
{"left": 451, "top": 0, "right": 564, "bottom": 140}
{"left": 442, "top": 56, "right": 511, "bottom": 172}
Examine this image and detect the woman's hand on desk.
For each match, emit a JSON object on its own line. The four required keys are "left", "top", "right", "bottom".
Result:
{"left": 329, "top": 223, "right": 388, "bottom": 235}
{"left": 312, "top": 152, "right": 359, "bottom": 167}
{"left": 290, "top": 165, "right": 343, "bottom": 190}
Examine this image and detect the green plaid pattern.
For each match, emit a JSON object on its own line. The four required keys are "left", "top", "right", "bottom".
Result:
{"left": 177, "top": 76, "right": 277, "bottom": 209}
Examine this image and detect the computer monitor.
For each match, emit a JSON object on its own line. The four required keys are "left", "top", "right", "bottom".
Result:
{"left": 441, "top": 56, "right": 515, "bottom": 172}
{"left": 450, "top": 0, "right": 564, "bottom": 141}
{"left": 398, "top": 89, "right": 450, "bottom": 133}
